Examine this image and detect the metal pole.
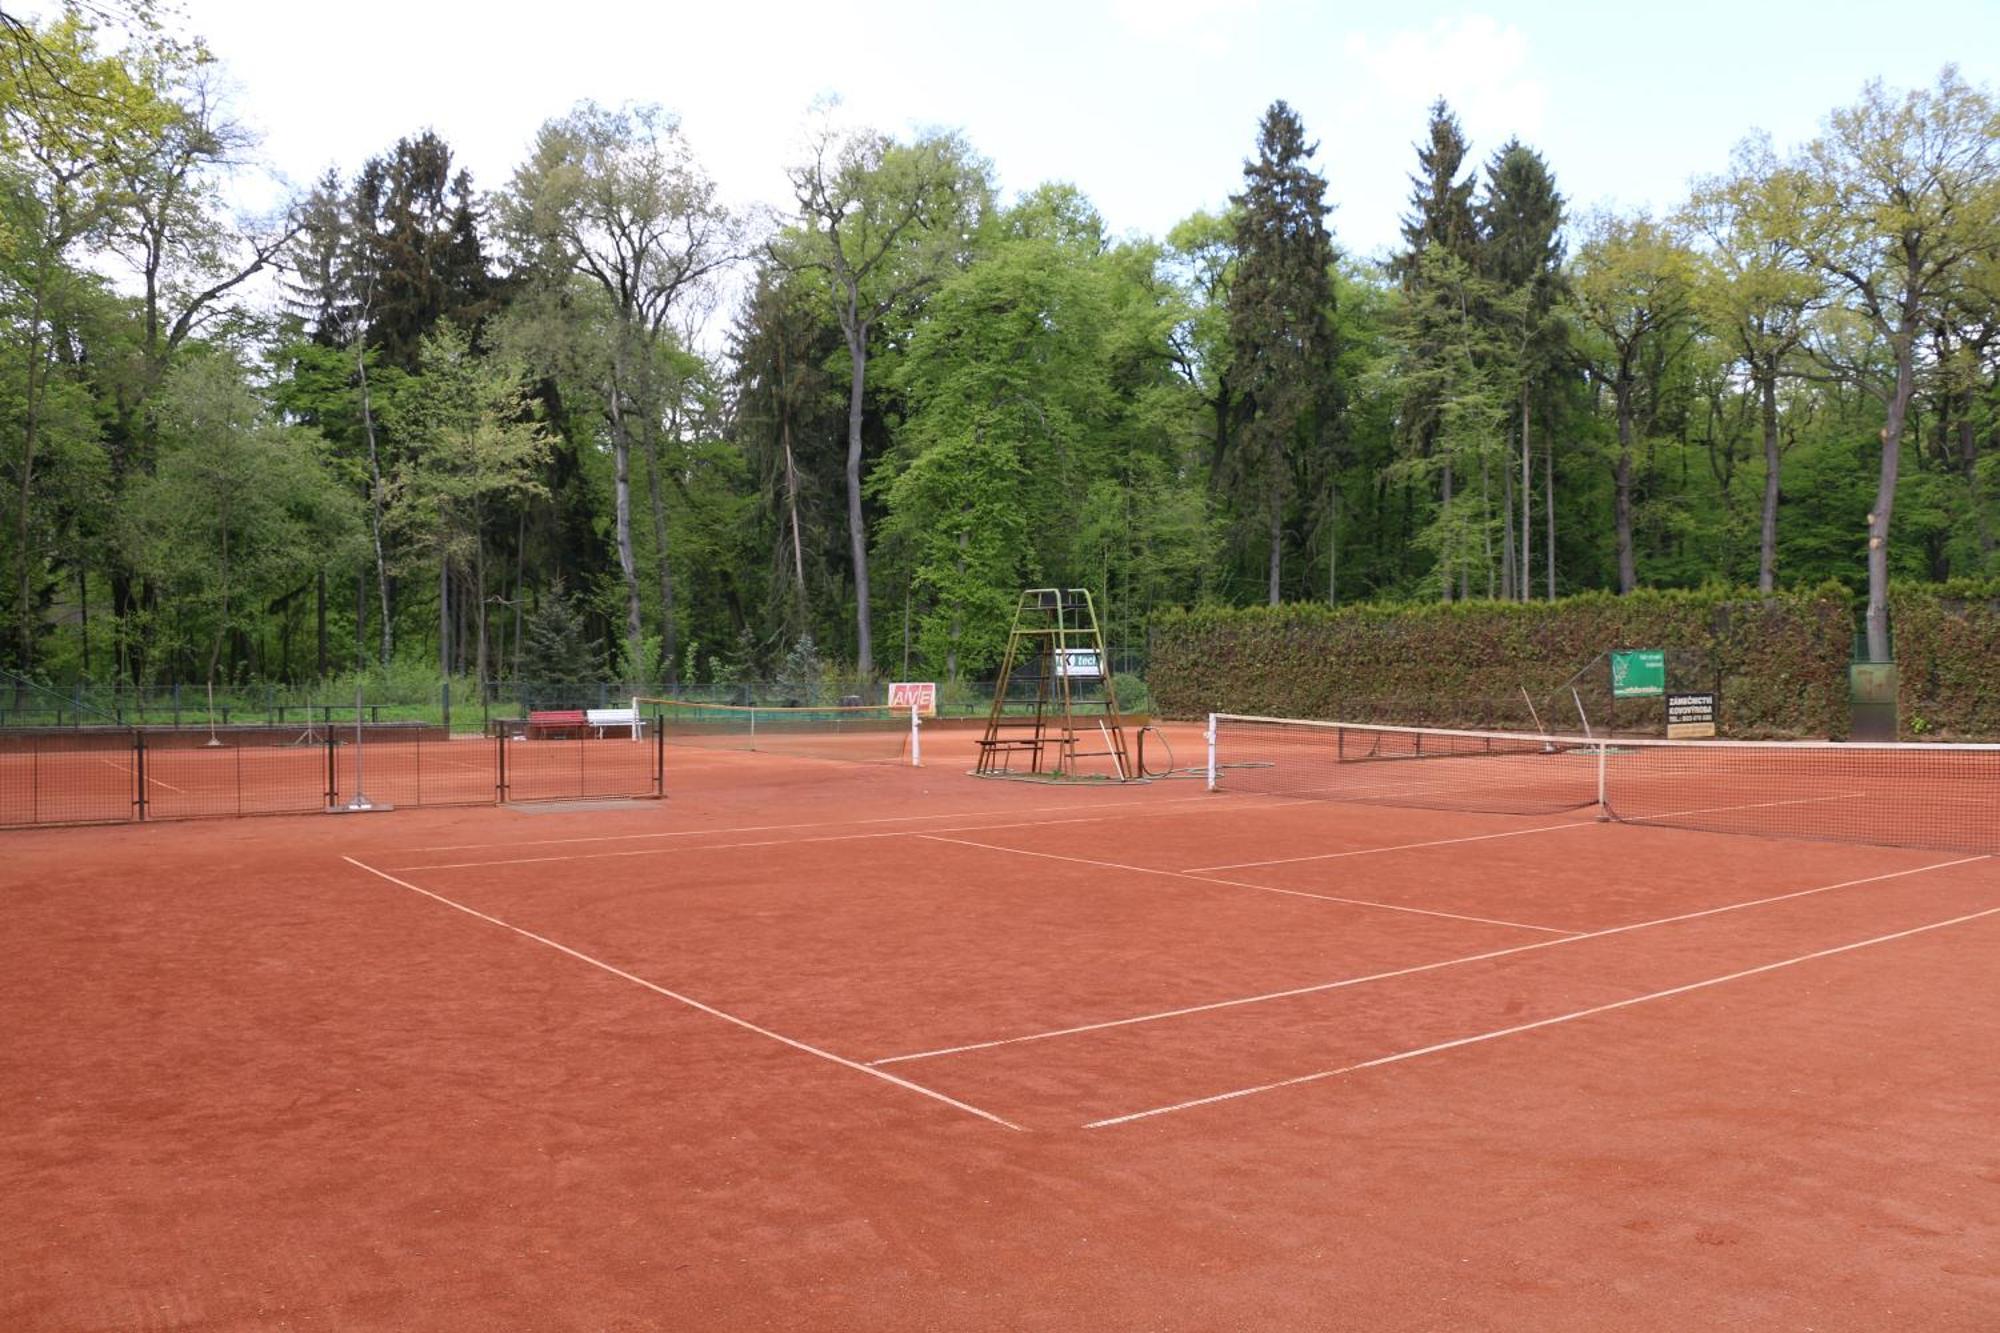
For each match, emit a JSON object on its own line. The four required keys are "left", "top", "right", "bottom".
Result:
{"left": 1206, "top": 713, "right": 1218, "bottom": 792}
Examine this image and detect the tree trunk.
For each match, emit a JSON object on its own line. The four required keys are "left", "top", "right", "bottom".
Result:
{"left": 1266, "top": 485, "right": 1282, "bottom": 605}
{"left": 1864, "top": 335, "right": 1916, "bottom": 664}
{"left": 844, "top": 326, "right": 874, "bottom": 668}
{"left": 643, "top": 427, "right": 676, "bottom": 684}
{"left": 316, "top": 570, "right": 327, "bottom": 680}
{"left": 1545, "top": 433, "right": 1556, "bottom": 600}
{"left": 1326, "top": 478, "right": 1337, "bottom": 606}
{"left": 1614, "top": 378, "right": 1637, "bottom": 594}
{"left": 1520, "top": 384, "right": 1532, "bottom": 601}
{"left": 606, "top": 366, "right": 643, "bottom": 678}
{"left": 14, "top": 297, "right": 42, "bottom": 671}
{"left": 438, "top": 552, "right": 451, "bottom": 682}
{"left": 1758, "top": 365, "right": 1780, "bottom": 594}
{"left": 356, "top": 346, "right": 392, "bottom": 665}
{"left": 1501, "top": 458, "right": 1515, "bottom": 601}
{"left": 781, "top": 415, "right": 807, "bottom": 614}
{"left": 1439, "top": 459, "right": 1454, "bottom": 602}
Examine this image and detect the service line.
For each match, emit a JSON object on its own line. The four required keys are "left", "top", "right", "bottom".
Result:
{"left": 870, "top": 853, "right": 1988, "bottom": 1066}
{"left": 341, "top": 855, "right": 1023, "bottom": 1132}
{"left": 1086, "top": 880, "right": 2000, "bottom": 1129}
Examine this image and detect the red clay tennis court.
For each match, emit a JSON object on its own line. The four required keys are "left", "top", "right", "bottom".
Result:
{"left": 3, "top": 722, "right": 1996, "bottom": 1328}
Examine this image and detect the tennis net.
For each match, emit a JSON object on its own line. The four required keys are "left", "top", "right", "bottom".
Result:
{"left": 1206, "top": 713, "right": 2000, "bottom": 855}
{"left": 637, "top": 698, "right": 920, "bottom": 766}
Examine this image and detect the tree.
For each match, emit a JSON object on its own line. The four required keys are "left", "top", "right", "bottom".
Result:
{"left": 500, "top": 101, "right": 736, "bottom": 677}
{"left": 123, "top": 356, "right": 358, "bottom": 688}
{"left": 1570, "top": 212, "right": 1696, "bottom": 594}
{"left": 1684, "top": 135, "right": 1823, "bottom": 593}
{"left": 1478, "top": 139, "right": 1566, "bottom": 599}
{"left": 384, "top": 324, "right": 548, "bottom": 686}
{"left": 0, "top": 13, "right": 166, "bottom": 671}
{"left": 1225, "top": 100, "right": 1337, "bottom": 604}
{"left": 781, "top": 108, "right": 988, "bottom": 669}
{"left": 1392, "top": 100, "right": 1484, "bottom": 599}
{"left": 1771, "top": 69, "right": 2000, "bottom": 660}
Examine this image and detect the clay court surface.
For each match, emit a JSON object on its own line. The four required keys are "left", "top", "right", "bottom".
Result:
{"left": 3, "top": 724, "right": 1996, "bottom": 1329}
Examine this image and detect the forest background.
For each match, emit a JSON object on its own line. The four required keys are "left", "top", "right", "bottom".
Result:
{"left": 3, "top": 3, "right": 1998, "bottom": 718}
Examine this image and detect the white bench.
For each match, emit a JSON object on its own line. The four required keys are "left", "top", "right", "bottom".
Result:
{"left": 585, "top": 707, "right": 644, "bottom": 739}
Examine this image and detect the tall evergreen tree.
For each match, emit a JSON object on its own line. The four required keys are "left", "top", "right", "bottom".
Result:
{"left": 1224, "top": 100, "right": 1337, "bottom": 604}
{"left": 1478, "top": 138, "right": 1566, "bottom": 599}
{"left": 1393, "top": 100, "right": 1484, "bottom": 599}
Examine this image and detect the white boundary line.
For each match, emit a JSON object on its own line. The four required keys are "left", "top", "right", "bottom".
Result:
{"left": 1085, "top": 888, "right": 2000, "bottom": 1129}
{"left": 339, "top": 855, "right": 1023, "bottom": 1132}
{"left": 388, "top": 799, "right": 1302, "bottom": 871}
{"left": 96, "top": 755, "right": 192, "bottom": 794}
{"left": 869, "top": 853, "right": 1989, "bottom": 1066}
{"left": 917, "top": 834, "right": 1580, "bottom": 936}
{"left": 1189, "top": 818, "right": 1596, "bottom": 871}
{"left": 396, "top": 792, "right": 1235, "bottom": 855}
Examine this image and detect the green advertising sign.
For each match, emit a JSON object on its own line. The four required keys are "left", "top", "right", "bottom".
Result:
{"left": 1610, "top": 649, "right": 1666, "bottom": 698}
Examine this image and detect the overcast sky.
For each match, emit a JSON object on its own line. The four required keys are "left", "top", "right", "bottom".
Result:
{"left": 111, "top": 1, "right": 2000, "bottom": 262}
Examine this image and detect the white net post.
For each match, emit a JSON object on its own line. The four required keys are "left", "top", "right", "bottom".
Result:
{"left": 1206, "top": 713, "right": 1218, "bottom": 791}
{"left": 909, "top": 703, "right": 922, "bottom": 768}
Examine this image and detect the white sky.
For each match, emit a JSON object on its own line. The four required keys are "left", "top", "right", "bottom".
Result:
{"left": 96, "top": 1, "right": 2000, "bottom": 264}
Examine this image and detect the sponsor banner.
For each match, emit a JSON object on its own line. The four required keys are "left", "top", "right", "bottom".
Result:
{"left": 1666, "top": 691, "right": 1717, "bottom": 739}
{"left": 888, "top": 681, "right": 938, "bottom": 718}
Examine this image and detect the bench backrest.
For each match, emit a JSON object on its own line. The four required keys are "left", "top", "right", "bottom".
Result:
{"left": 586, "top": 708, "right": 638, "bottom": 726}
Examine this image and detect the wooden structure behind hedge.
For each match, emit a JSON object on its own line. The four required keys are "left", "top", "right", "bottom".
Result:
{"left": 1149, "top": 585, "right": 1860, "bottom": 739}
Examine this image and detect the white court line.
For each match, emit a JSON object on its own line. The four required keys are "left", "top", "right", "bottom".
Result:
{"left": 389, "top": 799, "right": 1300, "bottom": 871}
{"left": 918, "top": 835, "right": 1579, "bottom": 936}
{"left": 340, "top": 855, "right": 1023, "bottom": 1132}
{"left": 1189, "top": 818, "right": 1596, "bottom": 871}
{"left": 96, "top": 755, "right": 191, "bottom": 794}
{"left": 869, "top": 853, "right": 1988, "bottom": 1066}
{"left": 398, "top": 792, "right": 1234, "bottom": 855}
{"left": 1085, "top": 885, "right": 2000, "bottom": 1128}
{"left": 1616, "top": 791, "right": 1871, "bottom": 822}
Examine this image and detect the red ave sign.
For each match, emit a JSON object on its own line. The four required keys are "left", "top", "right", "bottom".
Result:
{"left": 888, "top": 682, "right": 937, "bottom": 718}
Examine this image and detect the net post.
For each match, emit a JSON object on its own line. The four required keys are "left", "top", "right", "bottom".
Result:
{"left": 133, "top": 729, "right": 147, "bottom": 822}
{"left": 653, "top": 710, "right": 665, "bottom": 795}
{"left": 909, "top": 703, "right": 922, "bottom": 768}
{"left": 495, "top": 728, "right": 507, "bottom": 804}
{"left": 1206, "top": 713, "right": 1218, "bottom": 792}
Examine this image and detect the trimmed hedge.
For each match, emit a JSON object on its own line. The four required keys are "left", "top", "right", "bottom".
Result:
{"left": 1149, "top": 585, "right": 1857, "bottom": 739}
{"left": 1889, "top": 580, "right": 2000, "bottom": 740}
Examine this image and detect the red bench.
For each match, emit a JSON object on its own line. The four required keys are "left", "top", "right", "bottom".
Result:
{"left": 525, "top": 709, "right": 589, "bottom": 739}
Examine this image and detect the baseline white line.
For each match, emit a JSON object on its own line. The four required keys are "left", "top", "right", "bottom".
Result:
{"left": 869, "top": 853, "right": 1988, "bottom": 1066}
{"left": 389, "top": 799, "right": 1300, "bottom": 871}
{"left": 1188, "top": 818, "right": 1597, "bottom": 872}
{"left": 917, "top": 835, "right": 1578, "bottom": 936}
{"left": 339, "top": 855, "right": 1022, "bottom": 1132}
{"left": 398, "top": 792, "right": 1237, "bottom": 855}
{"left": 1086, "top": 889, "right": 2000, "bottom": 1128}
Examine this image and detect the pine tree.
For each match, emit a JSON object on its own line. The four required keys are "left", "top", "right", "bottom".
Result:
{"left": 1393, "top": 100, "right": 1487, "bottom": 600}
{"left": 1478, "top": 140, "right": 1566, "bottom": 599}
{"left": 519, "top": 580, "right": 599, "bottom": 704}
{"left": 1224, "top": 100, "right": 1338, "bottom": 604}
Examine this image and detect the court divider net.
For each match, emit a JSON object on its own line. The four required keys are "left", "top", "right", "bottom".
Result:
{"left": 635, "top": 698, "right": 922, "bottom": 767}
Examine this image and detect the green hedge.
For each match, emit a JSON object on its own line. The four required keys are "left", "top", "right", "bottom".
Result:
{"left": 1149, "top": 584, "right": 1857, "bottom": 739}
{"left": 1889, "top": 581, "right": 2000, "bottom": 740}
